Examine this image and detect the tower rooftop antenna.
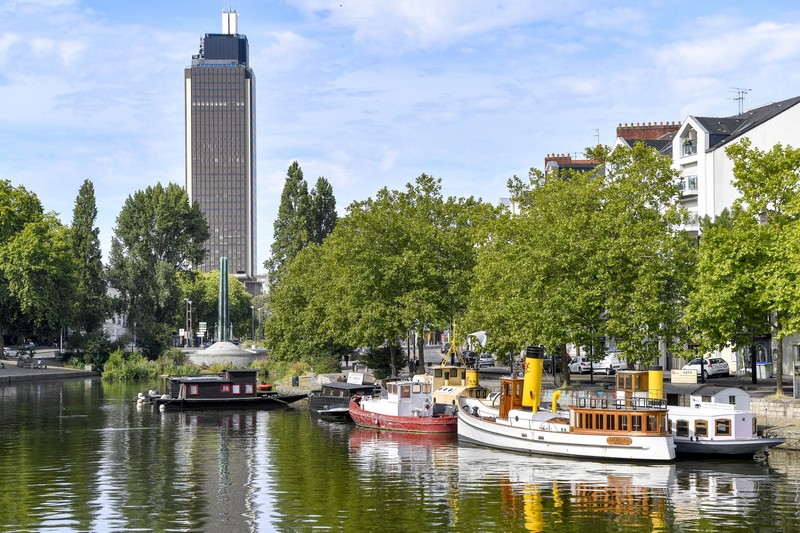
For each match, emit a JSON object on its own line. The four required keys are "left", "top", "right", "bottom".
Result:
{"left": 729, "top": 87, "right": 751, "bottom": 115}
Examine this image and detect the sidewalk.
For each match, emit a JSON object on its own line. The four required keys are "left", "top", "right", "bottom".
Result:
{"left": 0, "top": 357, "right": 98, "bottom": 385}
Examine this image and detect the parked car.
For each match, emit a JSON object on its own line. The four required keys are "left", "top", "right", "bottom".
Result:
{"left": 593, "top": 353, "right": 628, "bottom": 375}
{"left": 3, "top": 347, "right": 19, "bottom": 358}
{"left": 477, "top": 354, "right": 495, "bottom": 368}
{"left": 543, "top": 355, "right": 561, "bottom": 374}
{"left": 568, "top": 356, "right": 594, "bottom": 374}
{"left": 22, "top": 341, "right": 35, "bottom": 349}
{"left": 682, "top": 357, "right": 729, "bottom": 379}
{"left": 461, "top": 351, "right": 478, "bottom": 366}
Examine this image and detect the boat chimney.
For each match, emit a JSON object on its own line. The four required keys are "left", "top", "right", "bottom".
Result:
{"left": 466, "top": 368, "right": 478, "bottom": 388}
{"left": 522, "top": 346, "right": 545, "bottom": 411}
{"left": 648, "top": 365, "right": 664, "bottom": 399}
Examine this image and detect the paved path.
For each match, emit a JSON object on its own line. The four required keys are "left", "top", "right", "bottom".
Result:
{"left": 0, "top": 356, "right": 97, "bottom": 385}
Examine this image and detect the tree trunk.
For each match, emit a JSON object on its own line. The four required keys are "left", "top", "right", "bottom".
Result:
{"left": 560, "top": 344, "right": 570, "bottom": 387}
{"left": 774, "top": 318, "right": 784, "bottom": 397}
{"left": 388, "top": 343, "right": 397, "bottom": 377}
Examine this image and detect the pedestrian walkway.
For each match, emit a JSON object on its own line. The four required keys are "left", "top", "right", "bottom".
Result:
{"left": 0, "top": 357, "right": 97, "bottom": 385}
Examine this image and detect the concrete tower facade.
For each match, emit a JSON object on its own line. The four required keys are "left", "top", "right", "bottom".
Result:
{"left": 185, "top": 10, "right": 257, "bottom": 292}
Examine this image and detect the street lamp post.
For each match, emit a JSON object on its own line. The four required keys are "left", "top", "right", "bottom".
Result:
{"left": 250, "top": 305, "right": 255, "bottom": 341}
{"left": 184, "top": 298, "right": 192, "bottom": 347}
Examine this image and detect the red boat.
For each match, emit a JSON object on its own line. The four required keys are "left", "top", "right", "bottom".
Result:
{"left": 348, "top": 378, "right": 458, "bottom": 434}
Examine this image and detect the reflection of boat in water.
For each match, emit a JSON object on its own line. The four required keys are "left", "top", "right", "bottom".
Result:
{"left": 457, "top": 443, "right": 783, "bottom": 531}
{"left": 348, "top": 427, "right": 456, "bottom": 449}
{"left": 457, "top": 442, "right": 674, "bottom": 531}
{"left": 349, "top": 377, "right": 458, "bottom": 433}
{"left": 348, "top": 427, "right": 457, "bottom": 477}
{"left": 458, "top": 347, "right": 675, "bottom": 461}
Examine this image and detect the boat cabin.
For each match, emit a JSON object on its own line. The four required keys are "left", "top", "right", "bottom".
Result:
{"left": 163, "top": 369, "right": 259, "bottom": 400}
{"left": 367, "top": 379, "right": 433, "bottom": 417}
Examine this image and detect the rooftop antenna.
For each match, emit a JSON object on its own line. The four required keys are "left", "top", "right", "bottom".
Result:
{"left": 593, "top": 128, "right": 600, "bottom": 146}
{"left": 729, "top": 87, "right": 751, "bottom": 115}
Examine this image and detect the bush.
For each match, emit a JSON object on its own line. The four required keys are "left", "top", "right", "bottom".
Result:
{"left": 101, "top": 349, "right": 158, "bottom": 381}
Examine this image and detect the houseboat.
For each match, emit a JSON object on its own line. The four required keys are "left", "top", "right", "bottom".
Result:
{"left": 150, "top": 369, "right": 307, "bottom": 411}
{"left": 349, "top": 376, "right": 458, "bottom": 433}
{"left": 660, "top": 381, "right": 785, "bottom": 457}
{"left": 457, "top": 348, "right": 675, "bottom": 461}
{"left": 308, "top": 378, "right": 378, "bottom": 419}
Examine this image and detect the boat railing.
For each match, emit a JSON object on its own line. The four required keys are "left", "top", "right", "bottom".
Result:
{"left": 571, "top": 396, "right": 668, "bottom": 411}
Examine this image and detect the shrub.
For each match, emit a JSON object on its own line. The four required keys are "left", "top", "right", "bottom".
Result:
{"left": 101, "top": 349, "right": 157, "bottom": 381}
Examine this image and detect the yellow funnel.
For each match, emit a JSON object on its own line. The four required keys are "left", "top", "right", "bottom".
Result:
{"left": 522, "top": 346, "right": 545, "bottom": 411}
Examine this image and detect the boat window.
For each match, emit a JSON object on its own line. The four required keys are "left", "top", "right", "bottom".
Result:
{"left": 618, "top": 415, "right": 628, "bottom": 431}
{"left": 189, "top": 384, "right": 199, "bottom": 396}
{"left": 676, "top": 420, "right": 689, "bottom": 437}
{"left": 434, "top": 369, "right": 443, "bottom": 378}
{"left": 245, "top": 384, "right": 254, "bottom": 394}
{"left": 701, "top": 395, "right": 711, "bottom": 402}
{"left": 422, "top": 383, "right": 431, "bottom": 393}
{"left": 695, "top": 420, "right": 708, "bottom": 437}
{"left": 412, "top": 383, "right": 421, "bottom": 394}
{"left": 715, "top": 419, "right": 731, "bottom": 436}
{"left": 631, "top": 415, "right": 642, "bottom": 432}
{"left": 728, "top": 395, "right": 736, "bottom": 406}
{"left": 752, "top": 417, "right": 757, "bottom": 436}
{"left": 400, "top": 386, "right": 411, "bottom": 398}
{"left": 595, "top": 413, "right": 604, "bottom": 430}
{"left": 606, "top": 414, "right": 616, "bottom": 431}
{"left": 232, "top": 384, "right": 241, "bottom": 395}
{"left": 221, "top": 384, "right": 231, "bottom": 393}
{"left": 388, "top": 384, "right": 397, "bottom": 395}
{"left": 646, "top": 415, "right": 658, "bottom": 432}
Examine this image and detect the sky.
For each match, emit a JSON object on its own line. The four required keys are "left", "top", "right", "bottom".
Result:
{"left": 3, "top": 0, "right": 800, "bottom": 274}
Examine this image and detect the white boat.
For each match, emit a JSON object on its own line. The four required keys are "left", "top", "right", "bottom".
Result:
{"left": 458, "top": 347, "right": 675, "bottom": 461}
{"left": 668, "top": 402, "right": 785, "bottom": 456}
{"left": 625, "top": 372, "right": 786, "bottom": 457}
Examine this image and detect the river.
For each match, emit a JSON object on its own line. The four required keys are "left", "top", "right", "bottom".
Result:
{"left": 1, "top": 378, "right": 799, "bottom": 532}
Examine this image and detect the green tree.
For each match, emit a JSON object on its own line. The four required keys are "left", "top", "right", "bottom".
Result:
{"left": 467, "top": 143, "right": 693, "bottom": 379}
{"left": 309, "top": 176, "right": 337, "bottom": 245}
{"left": 177, "top": 270, "right": 253, "bottom": 344}
{"left": 69, "top": 179, "right": 109, "bottom": 335}
{"left": 264, "top": 243, "right": 350, "bottom": 371}
{"left": 108, "top": 183, "right": 208, "bottom": 358}
{"left": 268, "top": 161, "right": 311, "bottom": 290}
{"left": 322, "top": 174, "right": 497, "bottom": 376}
{"left": 0, "top": 181, "right": 76, "bottom": 351}
{"left": 686, "top": 139, "right": 800, "bottom": 396}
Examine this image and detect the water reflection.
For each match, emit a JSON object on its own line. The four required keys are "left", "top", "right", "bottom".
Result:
{"left": 1, "top": 380, "right": 798, "bottom": 533}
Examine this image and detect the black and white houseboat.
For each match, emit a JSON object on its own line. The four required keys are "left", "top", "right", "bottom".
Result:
{"left": 149, "top": 369, "right": 307, "bottom": 411}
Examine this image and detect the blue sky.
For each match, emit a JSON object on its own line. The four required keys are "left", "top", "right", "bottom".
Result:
{"left": 3, "top": 0, "right": 800, "bottom": 274}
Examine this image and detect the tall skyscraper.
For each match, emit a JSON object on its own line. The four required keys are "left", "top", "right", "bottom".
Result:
{"left": 185, "top": 10, "right": 258, "bottom": 292}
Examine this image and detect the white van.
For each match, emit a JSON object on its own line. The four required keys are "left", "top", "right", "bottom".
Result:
{"left": 593, "top": 353, "right": 628, "bottom": 375}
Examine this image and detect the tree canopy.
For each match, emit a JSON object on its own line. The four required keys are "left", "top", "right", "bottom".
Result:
{"left": 685, "top": 139, "right": 800, "bottom": 395}
{"left": 0, "top": 180, "right": 76, "bottom": 349}
{"left": 265, "top": 174, "right": 498, "bottom": 376}
{"left": 466, "top": 143, "right": 694, "bottom": 373}
{"left": 267, "top": 162, "right": 338, "bottom": 291}
{"left": 69, "top": 179, "right": 108, "bottom": 335}
{"left": 108, "top": 182, "right": 208, "bottom": 358}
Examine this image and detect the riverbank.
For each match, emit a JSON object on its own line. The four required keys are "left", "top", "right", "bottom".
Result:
{"left": 0, "top": 357, "right": 98, "bottom": 385}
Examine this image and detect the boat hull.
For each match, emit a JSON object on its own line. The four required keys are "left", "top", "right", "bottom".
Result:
{"left": 349, "top": 397, "right": 457, "bottom": 433}
{"left": 457, "top": 407, "right": 675, "bottom": 461}
{"left": 674, "top": 437, "right": 786, "bottom": 456}
{"left": 154, "top": 393, "right": 308, "bottom": 411}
